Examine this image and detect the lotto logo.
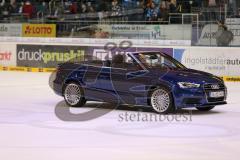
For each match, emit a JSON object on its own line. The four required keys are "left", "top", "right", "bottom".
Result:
{"left": 24, "top": 25, "right": 53, "bottom": 35}
{"left": 22, "top": 24, "right": 56, "bottom": 37}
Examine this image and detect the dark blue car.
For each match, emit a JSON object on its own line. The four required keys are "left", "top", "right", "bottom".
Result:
{"left": 52, "top": 51, "right": 227, "bottom": 113}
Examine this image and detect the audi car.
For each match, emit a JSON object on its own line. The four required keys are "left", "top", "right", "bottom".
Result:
{"left": 51, "top": 51, "right": 227, "bottom": 113}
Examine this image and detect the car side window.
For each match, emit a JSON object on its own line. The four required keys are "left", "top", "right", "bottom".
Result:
{"left": 110, "top": 54, "right": 141, "bottom": 70}
{"left": 125, "top": 55, "right": 144, "bottom": 71}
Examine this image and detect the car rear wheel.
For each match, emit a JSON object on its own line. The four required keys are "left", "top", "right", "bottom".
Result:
{"left": 196, "top": 106, "right": 215, "bottom": 111}
{"left": 64, "top": 83, "right": 86, "bottom": 107}
{"left": 150, "top": 87, "right": 175, "bottom": 114}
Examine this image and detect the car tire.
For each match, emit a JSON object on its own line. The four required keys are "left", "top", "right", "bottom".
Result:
{"left": 196, "top": 106, "right": 215, "bottom": 111}
{"left": 150, "top": 87, "right": 175, "bottom": 114}
{"left": 63, "top": 82, "right": 86, "bottom": 107}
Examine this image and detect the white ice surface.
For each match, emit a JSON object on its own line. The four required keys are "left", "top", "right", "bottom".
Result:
{"left": 0, "top": 71, "right": 240, "bottom": 160}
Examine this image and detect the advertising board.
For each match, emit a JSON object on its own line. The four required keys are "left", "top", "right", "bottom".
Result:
{"left": 197, "top": 24, "right": 240, "bottom": 46}
{"left": 174, "top": 47, "right": 240, "bottom": 76}
{"left": 0, "top": 24, "right": 22, "bottom": 37}
{"left": 90, "top": 46, "right": 173, "bottom": 60}
{"left": 97, "top": 24, "right": 192, "bottom": 40}
{"left": 22, "top": 24, "right": 56, "bottom": 37}
{"left": 16, "top": 43, "right": 173, "bottom": 68}
{"left": 17, "top": 45, "right": 86, "bottom": 68}
{"left": 0, "top": 43, "right": 16, "bottom": 66}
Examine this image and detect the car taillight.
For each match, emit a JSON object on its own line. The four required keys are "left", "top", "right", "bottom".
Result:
{"left": 56, "top": 67, "right": 60, "bottom": 73}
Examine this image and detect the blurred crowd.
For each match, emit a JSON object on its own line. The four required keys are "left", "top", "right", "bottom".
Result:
{"left": 143, "top": 0, "right": 240, "bottom": 22}
{"left": 1, "top": 0, "right": 137, "bottom": 20}
{"left": 0, "top": 0, "right": 136, "bottom": 19}
{"left": 0, "top": 0, "right": 239, "bottom": 20}
{"left": 144, "top": 0, "right": 177, "bottom": 21}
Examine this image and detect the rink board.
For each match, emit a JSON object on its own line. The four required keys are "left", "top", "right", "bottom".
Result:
{"left": 0, "top": 38, "right": 239, "bottom": 81}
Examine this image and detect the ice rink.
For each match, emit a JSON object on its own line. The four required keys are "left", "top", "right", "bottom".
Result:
{"left": 0, "top": 71, "right": 239, "bottom": 160}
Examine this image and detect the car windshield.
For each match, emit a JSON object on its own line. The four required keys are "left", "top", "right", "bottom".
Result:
{"left": 133, "top": 52, "right": 186, "bottom": 69}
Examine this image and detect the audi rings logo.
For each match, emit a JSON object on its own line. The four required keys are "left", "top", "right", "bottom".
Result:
{"left": 211, "top": 84, "right": 220, "bottom": 90}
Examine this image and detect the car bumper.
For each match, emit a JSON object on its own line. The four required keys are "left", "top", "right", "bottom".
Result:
{"left": 178, "top": 100, "right": 227, "bottom": 108}
{"left": 52, "top": 81, "right": 63, "bottom": 96}
{"left": 173, "top": 86, "right": 227, "bottom": 109}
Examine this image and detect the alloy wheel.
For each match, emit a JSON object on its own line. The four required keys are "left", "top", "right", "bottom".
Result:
{"left": 151, "top": 88, "right": 171, "bottom": 113}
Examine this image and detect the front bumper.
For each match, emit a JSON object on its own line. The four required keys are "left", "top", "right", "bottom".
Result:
{"left": 173, "top": 84, "right": 227, "bottom": 108}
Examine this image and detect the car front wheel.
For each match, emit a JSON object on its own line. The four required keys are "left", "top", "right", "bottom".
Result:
{"left": 150, "top": 87, "right": 175, "bottom": 114}
{"left": 196, "top": 106, "right": 215, "bottom": 111}
{"left": 64, "top": 83, "right": 86, "bottom": 107}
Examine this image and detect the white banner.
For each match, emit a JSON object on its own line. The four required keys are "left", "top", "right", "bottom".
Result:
{"left": 0, "top": 24, "right": 22, "bottom": 37}
{"left": 97, "top": 24, "right": 192, "bottom": 40}
{"left": 174, "top": 47, "right": 240, "bottom": 76}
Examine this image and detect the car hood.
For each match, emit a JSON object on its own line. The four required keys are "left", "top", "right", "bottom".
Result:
{"left": 151, "top": 68, "right": 223, "bottom": 84}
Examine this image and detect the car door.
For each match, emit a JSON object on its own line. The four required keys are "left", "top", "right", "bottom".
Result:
{"left": 95, "top": 66, "right": 121, "bottom": 103}
{"left": 82, "top": 61, "right": 108, "bottom": 101}
{"left": 109, "top": 54, "right": 150, "bottom": 105}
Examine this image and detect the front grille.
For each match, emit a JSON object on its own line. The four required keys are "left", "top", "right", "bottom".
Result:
{"left": 204, "top": 83, "right": 225, "bottom": 90}
{"left": 203, "top": 83, "right": 226, "bottom": 103}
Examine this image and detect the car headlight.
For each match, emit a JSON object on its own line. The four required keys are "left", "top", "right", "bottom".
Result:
{"left": 177, "top": 82, "right": 200, "bottom": 88}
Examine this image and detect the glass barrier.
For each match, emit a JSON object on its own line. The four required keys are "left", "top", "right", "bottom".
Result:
{"left": 0, "top": 1, "right": 240, "bottom": 47}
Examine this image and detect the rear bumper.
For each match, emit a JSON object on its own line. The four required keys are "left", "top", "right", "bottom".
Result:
{"left": 53, "top": 81, "right": 63, "bottom": 96}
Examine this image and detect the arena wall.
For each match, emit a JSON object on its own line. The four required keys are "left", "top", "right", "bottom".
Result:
{"left": 0, "top": 37, "right": 239, "bottom": 82}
